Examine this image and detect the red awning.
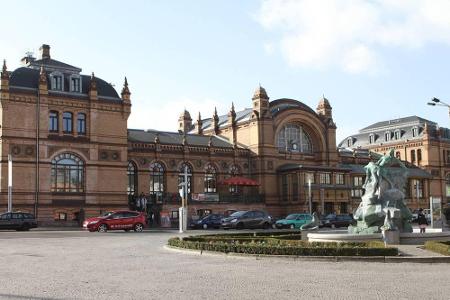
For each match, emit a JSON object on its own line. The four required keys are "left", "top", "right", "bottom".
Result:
{"left": 219, "top": 176, "right": 259, "bottom": 186}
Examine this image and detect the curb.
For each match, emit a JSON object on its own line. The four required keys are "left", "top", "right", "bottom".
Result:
{"left": 164, "top": 245, "right": 450, "bottom": 263}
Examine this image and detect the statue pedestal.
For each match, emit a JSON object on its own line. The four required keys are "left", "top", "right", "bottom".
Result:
{"left": 301, "top": 230, "right": 316, "bottom": 241}
{"left": 382, "top": 230, "right": 400, "bottom": 245}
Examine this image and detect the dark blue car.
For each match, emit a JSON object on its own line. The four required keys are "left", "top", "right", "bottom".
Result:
{"left": 189, "top": 214, "right": 224, "bottom": 229}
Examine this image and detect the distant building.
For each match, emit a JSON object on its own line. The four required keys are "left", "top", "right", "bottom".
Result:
{"left": 0, "top": 45, "right": 433, "bottom": 225}
{"left": 339, "top": 116, "right": 449, "bottom": 209}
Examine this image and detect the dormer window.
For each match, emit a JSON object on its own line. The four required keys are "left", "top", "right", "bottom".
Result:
{"left": 394, "top": 130, "right": 401, "bottom": 140}
{"left": 368, "top": 134, "right": 375, "bottom": 144}
{"left": 70, "top": 75, "right": 81, "bottom": 93}
{"left": 50, "top": 72, "right": 64, "bottom": 91}
{"left": 412, "top": 126, "right": 418, "bottom": 138}
{"left": 385, "top": 131, "right": 391, "bottom": 141}
{"left": 347, "top": 137, "right": 353, "bottom": 147}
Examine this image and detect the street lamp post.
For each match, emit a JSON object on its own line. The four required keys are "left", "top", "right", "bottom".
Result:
{"left": 308, "top": 178, "right": 312, "bottom": 215}
{"left": 427, "top": 97, "right": 450, "bottom": 120}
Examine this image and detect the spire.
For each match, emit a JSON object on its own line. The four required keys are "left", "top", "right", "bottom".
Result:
{"left": 228, "top": 102, "right": 236, "bottom": 126}
{"left": 121, "top": 76, "right": 130, "bottom": 95}
{"left": 1, "top": 60, "right": 8, "bottom": 79}
{"left": 196, "top": 111, "right": 203, "bottom": 135}
{"left": 252, "top": 85, "right": 269, "bottom": 100}
{"left": 213, "top": 107, "right": 220, "bottom": 134}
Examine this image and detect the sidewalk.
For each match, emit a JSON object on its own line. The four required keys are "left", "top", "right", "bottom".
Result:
{"left": 397, "top": 244, "right": 444, "bottom": 257}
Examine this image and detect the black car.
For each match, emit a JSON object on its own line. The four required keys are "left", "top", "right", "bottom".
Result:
{"left": 221, "top": 210, "right": 273, "bottom": 229}
{"left": 320, "top": 214, "right": 355, "bottom": 228}
{"left": 189, "top": 214, "right": 224, "bottom": 229}
{"left": 0, "top": 212, "right": 38, "bottom": 231}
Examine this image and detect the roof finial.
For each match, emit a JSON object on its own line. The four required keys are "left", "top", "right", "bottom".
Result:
{"left": 1, "top": 59, "right": 8, "bottom": 79}
{"left": 197, "top": 111, "right": 202, "bottom": 121}
{"left": 39, "top": 65, "right": 47, "bottom": 83}
{"left": 231, "top": 102, "right": 235, "bottom": 112}
{"left": 2, "top": 59, "right": 6, "bottom": 73}
{"left": 122, "top": 76, "right": 130, "bottom": 95}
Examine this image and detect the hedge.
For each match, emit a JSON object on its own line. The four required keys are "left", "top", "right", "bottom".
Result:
{"left": 424, "top": 241, "right": 450, "bottom": 256}
{"left": 168, "top": 234, "right": 398, "bottom": 256}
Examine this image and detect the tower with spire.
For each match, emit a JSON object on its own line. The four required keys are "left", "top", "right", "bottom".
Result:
{"left": 196, "top": 112, "right": 203, "bottom": 134}
{"left": 212, "top": 107, "right": 220, "bottom": 134}
{"left": 252, "top": 85, "right": 270, "bottom": 119}
{"left": 1, "top": 59, "right": 9, "bottom": 92}
{"left": 121, "top": 76, "right": 131, "bottom": 103}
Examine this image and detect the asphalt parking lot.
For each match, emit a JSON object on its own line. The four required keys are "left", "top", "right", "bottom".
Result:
{"left": 1, "top": 229, "right": 450, "bottom": 300}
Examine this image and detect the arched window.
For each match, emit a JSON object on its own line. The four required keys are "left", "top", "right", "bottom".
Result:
{"left": 228, "top": 164, "right": 241, "bottom": 194}
{"left": 77, "top": 113, "right": 86, "bottom": 135}
{"left": 149, "top": 162, "right": 165, "bottom": 197}
{"left": 51, "top": 153, "right": 84, "bottom": 193}
{"left": 178, "top": 162, "right": 193, "bottom": 195}
{"left": 127, "top": 161, "right": 137, "bottom": 197}
{"left": 277, "top": 124, "right": 312, "bottom": 153}
{"left": 63, "top": 112, "right": 73, "bottom": 133}
{"left": 204, "top": 164, "right": 217, "bottom": 193}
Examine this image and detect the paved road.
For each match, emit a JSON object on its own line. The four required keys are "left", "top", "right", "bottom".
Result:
{"left": 0, "top": 230, "right": 449, "bottom": 300}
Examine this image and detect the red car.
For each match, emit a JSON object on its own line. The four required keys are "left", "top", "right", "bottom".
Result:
{"left": 83, "top": 211, "right": 146, "bottom": 232}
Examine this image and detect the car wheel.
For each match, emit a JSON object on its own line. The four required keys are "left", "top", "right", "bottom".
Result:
{"left": 290, "top": 224, "right": 295, "bottom": 229}
{"left": 134, "top": 223, "right": 144, "bottom": 232}
{"left": 236, "top": 223, "right": 244, "bottom": 230}
{"left": 98, "top": 224, "right": 108, "bottom": 233}
{"left": 203, "top": 224, "right": 208, "bottom": 229}
{"left": 263, "top": 222, "right": 270, "bottom": 229}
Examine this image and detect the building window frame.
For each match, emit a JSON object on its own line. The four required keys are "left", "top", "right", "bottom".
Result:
{"left": 51, "top": 153, "right": 84, "bottom": 193}
{"left": 368, "top": 134, "right": 375, "bottom": 144}
{"left": 127, "top": 161, "right": 137, "bottom": 197}
{"left": 204, "top": 163, "right": 217, "bottom": 193}
{"left": 149, "top": 162, "right": 165, "bottom": 197}
{"left": 49, "top": 111, "right": 59, "bottom": 132}
{"left": 77, "top": 113, "right": 86, "bottom": 135}
{"left": 70, "top": 74, "right": 82, "bottom": 93}
{"left": 384, "top": 131, "right": 391, "bottom": 142}
{"left": 50, "top": 71, "right": 64, "bottom": 91}
{"left": 277, "top": 124, "right": 313, "bottom": 153}
{"left": 335, "top": 173, "right": 345, "bottom": 185}
{"left": 319, "top": 173, "right": 331, "bottom": 185}
{"left": 63, "top": 112, "right": 73, "bottom": 133}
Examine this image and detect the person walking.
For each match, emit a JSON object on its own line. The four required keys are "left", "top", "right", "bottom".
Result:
{"left": 417, "top": 208, "right": 428, "bottom": 233}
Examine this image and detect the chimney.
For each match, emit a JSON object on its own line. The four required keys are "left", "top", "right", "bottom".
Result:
{"left": 21, "top": 52, "right": 35, "bottom": 66}
{"left": 39, "top": 44, "right": 51, "bottom": 59}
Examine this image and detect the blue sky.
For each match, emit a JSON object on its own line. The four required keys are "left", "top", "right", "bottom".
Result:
{"left": 2, "top": 0, "right": 450, "bottom": 143}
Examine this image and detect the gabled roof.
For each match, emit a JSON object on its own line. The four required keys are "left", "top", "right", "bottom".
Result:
{"left": 29, "top": 58, "right": 81, "bottom": 73}
{"left": 128, "top": 129, "right": 242, "bottom": 149}
{"left": 359, "top": 116, "right": 435, "bottom": 132}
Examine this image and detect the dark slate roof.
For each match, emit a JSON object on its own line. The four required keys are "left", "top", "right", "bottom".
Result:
{"left": 270, "top": 98, "right": 317, "bottom": 117}
{"left": 191, "top": 98, "right": 318, "bottom": 133}
{"left": 128, "top": 129, "right": 240, "bottom": 148}
{"left": 338, "top": 116, "right": 442, "bottom": 148}
{"left": 9, "top": 67, "right": 120, "bottom": 100}
{"left": 339, "top": 163, "right": 432, "bottom": 178}
{"left": 30, "top": 58, "right": 81, "bottom": 73}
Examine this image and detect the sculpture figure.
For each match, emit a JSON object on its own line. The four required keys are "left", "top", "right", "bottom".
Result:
{"left": 300, "top": 212, "right": 319, "bottom": 231}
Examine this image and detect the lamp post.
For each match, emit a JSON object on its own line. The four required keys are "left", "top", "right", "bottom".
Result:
{"left": 308, "top": 178, "right": 312, "bottom": 215}
{"left": 7, "top": 154, "right": 12, "bottom": 212}
{"left": 427, "top": 97, "right": 450, "bottom": 120}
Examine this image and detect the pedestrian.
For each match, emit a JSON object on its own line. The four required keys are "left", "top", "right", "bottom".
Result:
{"left": 417, "top": 208, "right": 428, "bottom": 233}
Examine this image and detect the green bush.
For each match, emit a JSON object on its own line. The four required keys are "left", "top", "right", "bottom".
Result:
{"left": 167, "top": 234, "right": 398, "bottom": 256}
{"left": 424, "top": 241, "right": 450, "bottom": 256}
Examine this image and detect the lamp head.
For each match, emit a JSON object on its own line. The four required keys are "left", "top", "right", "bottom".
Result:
{"left": 427, "top": 102, "right": 436, "bottom": 106}
{"left": 431, "top": 97, "right": 440, "bottom": 103}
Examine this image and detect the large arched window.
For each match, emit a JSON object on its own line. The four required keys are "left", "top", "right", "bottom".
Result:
{"left": 127, "top": 161, "right": 137, "bottom": 197}
{"left": 204, "top": 164, "right": 217, "bottom": 193}
{"left": 178, "top": 162, "right": 193, "bottom": 195}
{"left": 51, "top": 153, "right": 84, "bottom": 193}
{"left": 149, "top": 162, "right": 165, "bottom": 196}
{"left": 277, "top": 124, "right": 312, "bottom": 153}
{"left": 228, "top": 164, "right": 241, "bottom": 194}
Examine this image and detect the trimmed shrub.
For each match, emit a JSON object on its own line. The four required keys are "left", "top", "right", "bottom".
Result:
{"left": 424, "top": 241, "right": 450, "bottom": 256}
{"left": 167, "top": 234, "right": 398, "bottom": 256}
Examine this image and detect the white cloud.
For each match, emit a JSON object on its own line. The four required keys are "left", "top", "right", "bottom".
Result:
{"left": 128, "top": 97, "right": 231, "bottom": 132}
{"left": 263, "top": 42, "right": 275, "bottom": 55}
{"left": 256, "top": 0, "right": 450, "bottom": 74}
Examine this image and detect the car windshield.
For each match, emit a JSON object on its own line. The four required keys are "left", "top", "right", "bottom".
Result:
{"left": 230, "top": 211, "right": 246, "bottom": 218}
{"left": 101, "top": 212, "right": 113, "bottom": 217}
{"left": 285, "top": 214, "right": 298, "bottom": 220}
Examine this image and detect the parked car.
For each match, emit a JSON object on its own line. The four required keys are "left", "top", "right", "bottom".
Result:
{"left": 83, "top": 210, "right": 146, "bottom": 232}
{"left": 275, "top": 213, "right": 312, "bottom": 229}
{"left": 221, "top": 210, "right": 273, "bottom": 229}
{"left": 320, "top": 214, "right": 355, "bottom": 228}
{"left": 190, "top": 214, "right": 224, "bottom": 229}
{"left": 0, "top": 212, "right": 38, "bottom": 231}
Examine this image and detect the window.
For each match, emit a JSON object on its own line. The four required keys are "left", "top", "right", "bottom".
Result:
{"left": 319, "top": 173, "right": 331, "bottom": 185}
{"left": 77, "top": 113, "right": 86, "bottom": 135}
{"left": 204, "top": 164, "right": 217, "bottom": 193}
{"left": 228, "top": 164, "right": 241, "bottom": 194}
{"left": 277, "top": 124, "right": 312, "bottom": 153}
{"left": 347, "top": 138, "right": 353, "bottom": 147}
{"left": 292, "top": 173, "right": 299, "bottom": 202}
{"left": 51, "top": 72, "right": 63, "bottom": 91}
{"left": 58, "top": 213, "right": 67, "bottom": 221}
{"left": 178, "top": 162, "right": 192, "bottom": 195}
{"left": 63, "top": 112, "right": 73, "bottom": 133}
{"left": 70, "top": 76, "right": 81, "bottom": 92}
{"left": 149, "top": 162, "right": 165, "bottom": 196}
{"left": 127, "top": 161, "right": 137, "bottom": 196}
{"left": 51, "top": 153, "right": 84, "bottom": 193}
{"left": 49, "top": 111, "right": 58, "bottom": 132}
{"left": 417, "top": 149, "right": 422, "bottom": 162}
{"left": 281, "top": 174, "right": 288, "bottom": 201}
{"left": 411, "top": 149, "right": 416, "bottom": 163}
{"left": 412, "top": 179, "right": 423, "bottom": 198}
{"left": 368, "top": 134, "right": 375, "bottom": 144}
{"left": 385, "top": 131, "right": 391, "bottom": 141}
{"left": 446, "top": 174, "right": 450, "bottom": 197}
{"left": 394, "top": 130, "right": 401, "bottom": 140}
{"left": 396, "top": 151, "right": 401, "bottom": 159}
{"left": 351, "top": 176, "right": 364, "bottom": 198}
{"left": 336, "top": 173, "right": 344, "bottom": 185}
{"left": 412, "top": 127, "right": 418, "bottom": 137}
